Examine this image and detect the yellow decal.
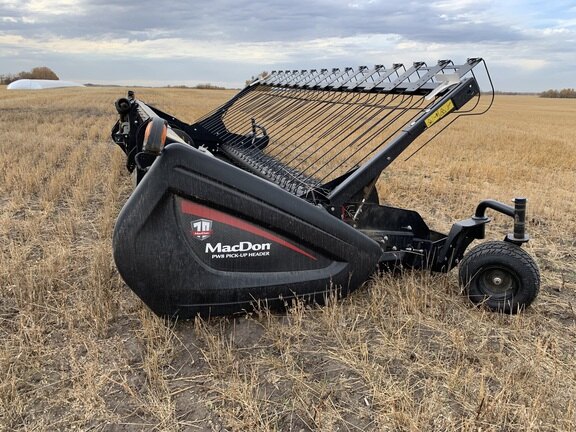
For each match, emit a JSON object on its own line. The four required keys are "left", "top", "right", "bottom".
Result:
{"left": 425, "top": 99, "right": 455, "bottom": 128}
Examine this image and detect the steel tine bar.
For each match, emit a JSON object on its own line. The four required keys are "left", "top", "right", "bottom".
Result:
{"left": 280, "top": 91, "right": 382, "bottom": 170}
{"left": 216, "top": 89, "right": 272, "bottom": 127}
{"left": 227, "top": 88, "right": 339, "bottom": 154}
{"left": 263, "top": 103, "right": 363, "bottom": 173}
{"left": 309, "top": 94, "right": 422, "bottom": 183}
{"left": 212, "top": 66, "right": 468, "bottom": 192}
{"left": 257, "top": 85, "right": 330, "bottom": 123}
{"left": 193, "top": 87, "right": 259, "bottom": 124}
{"left": 267, "top": 70, "right": 297, "bottom": 87}
{"left": 260, "top": 71, "right": 282, "bottom": 85}
{"left": 262, "top": 80, "right": 335, "bottom": 124}
{"left": 194, "top": 104, "right": 227, "bottom": 123}
{"left": 305, "top": 69, "right": 332, "bottom": 88}
{"left": 307, "top": 68, "right": 333, "bottom": 88}
{"left": 259, "top": 70, "right": 282, "bottom": 85}
{"left": 248, "top": 91, "right": 354, "bottom": 169}
{"left": 454, "top": 58, "right": 483, "bottom": 78}
{"left": 303, "top": 92, "right": 419, "bottom": 180}
{"left": 293, "top": 69, "right": 320, "bottom": 87}
{"left": 415, "top": 60, "right": 458, "bottom": 93}
{"left": 363, "top": 64, "right": 404, "bottom": 91}
{"left": 340, "top": 95, "right": 430, "bottom": 172}
{"left": 197, "top": 58, "right": 487, "bottom": 197}
{"left": 358, "top": 97, "right": 428, "bottom": 156}
{"left": 358, "top": 93, "right": 430, "bottom": 157}
{"left": 304, "top": 93, "right": 390, "bottom": 143}
{"left": 270, "top": 95, "right": 407, "bottom": 194}
{"left": 202, "top": 87, "right": 269, "bottom": 129}
{"left": 250, "top": 87, "right": 315, "bottom": 121}
{"left": 344, "top": 65, "right": 386, "bottom": 90}
{"left": 280, "top": 70, "right": 304, "bottom": 87}
{"left": 290, "top": 69, "right": 325, "bottom": 88}
{"left": 267, "top": 88, "right": 361, "bottom": 145}
{"left": 405, "top": 60, "right": 452, "bottom": 92}
{"left": 210, "top": 71, "right": 348, "bottom": 148}
{"left": 248, "top": 90, "right": 328, "bottom": 144}
{"left": 201, "top": 89, "right": 272, "bottom": 137}
{"left": 274, "top": 70, "right": 300, "bottom": 86}
{"left": 197, "top": 91, "right": 264, "bottom": 137}
{"left": 233, "top": 88, "right": 313, "bottom": 130}
{"left": 210, "top": 89, "right": 290, "bottom": 144}
{"left": 215, "top": 72, "right": 400, "bottom": 160}
{"left": 286, "top": 89, "right": 407, "bottom": 170}
{"left": 298, "top": 95, "right": 414, "bottom": 181}
{"left": 341, "top": 65, "right": 380, "bottom": 90}
{"left": 279, "top": 90, "right": 401, "bottom": 172}
{"left": 256, "top": 88, "right": 352, "bottom": 154}
{"left": 194, "top": 76, "right": 284, "bottom": 126}
{"left": 284, "top": 70, "right": 313, "bottom": 88}
{"left": 313, "top": 68, "right": 341, "bottom": 88}
{"left": 378, "top": 62, "right": 426, "bottom": 92}
{"left": 286, "top": 118, "right": 370, "bottom": 187}
{"left": 257, "top": 71, "right": 276, "bottom": 85}
{"left": 264, "top": 90, "right": 371, "bottom": 167}
{"left": 285, "top": 70, "right": 314, "bottom": 87}
{"left": 263, "top": 70, "right": 288, "bottom": 86}
{"left": 229, "top": 90, "right": 326, "bottom": 155}
{"left": 288, "top": 94, "right": 392, "bottom": 181}
{"left": 332, "top": 66, "right": 368, "bottom": 90}
{"left": 299, "top": 92, "right": 375, "bottom": 142}
{"left": 273, "top": 70, "right": 295, "bottom": 84}
{"left": 221, "top": 93, "right": 306, "bottom": 146}
{"left": 231, "top": 92, "right": 324, "bottom": 152}
{"left": 221, "top": 85, "right": 315, "bottom": 136}
{"left": 320, "top": 67, "right": 355, "bottom": 89}
{"left": 242, "top": 88, "right": 292, "bottom": 118}
{"left": 332, "top": 68, "right": 362, "bottom": 88}
{"left": 352, "top": 99, "right": 434, "bottom": 168}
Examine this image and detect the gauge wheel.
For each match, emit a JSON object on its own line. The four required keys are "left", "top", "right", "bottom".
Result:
{"left": 459, "top": 241, "right": 540, "bottom": 314}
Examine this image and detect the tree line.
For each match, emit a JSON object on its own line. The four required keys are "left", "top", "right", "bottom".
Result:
{"left": 540, "top": 88, "right": 576, "bottom": 98}
{"left": 0, "top": 67, "right": 59, "bottom": 85}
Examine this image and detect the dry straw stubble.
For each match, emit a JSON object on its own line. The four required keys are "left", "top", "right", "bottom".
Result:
{"left": 0, "top": 86, "right": 574, "bottom": 431}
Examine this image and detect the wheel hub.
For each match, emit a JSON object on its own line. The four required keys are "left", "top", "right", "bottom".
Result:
{"left": 480, "top": 267, "right": 518, "bottom": 298}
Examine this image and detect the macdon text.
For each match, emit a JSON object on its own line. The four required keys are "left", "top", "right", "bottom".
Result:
{"left": 205, "top": 241, "right": 272, "bottom": 254}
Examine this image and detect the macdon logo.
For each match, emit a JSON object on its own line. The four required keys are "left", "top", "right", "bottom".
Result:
{"left": 191, "top": 219, "right": 213, "bottom": 241}
{"left": 205, "top": 242, "right": 271, "bottom": 253}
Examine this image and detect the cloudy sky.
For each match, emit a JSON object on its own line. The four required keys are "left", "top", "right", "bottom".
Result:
{"left": 0, "top": 0, "right": 574, "bottom": 91}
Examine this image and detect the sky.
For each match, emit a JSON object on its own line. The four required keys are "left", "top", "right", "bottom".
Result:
{"left": 0, "top": 0, "right": 574, "bottom": 92}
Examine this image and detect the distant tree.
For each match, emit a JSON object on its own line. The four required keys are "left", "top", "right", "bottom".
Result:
{"left": 540, "top": 89, "right": 559, "bottom": 98}
{"left": 0, "top": 66, "right": 59, "bottom": 85}
{"left": 30, "top": 66, "right": 59, "bottom": 80}
{"left": 0, "top": 73, "right": 17, "bottom": 85}
{"left": 540, "top": 88, "right": 576, "bottom": 98}
{"left": 194, "top": 83, "right": 226, "bottom": 90}
{"left": 559, "top": 88, "right": 576, "bottom": 98}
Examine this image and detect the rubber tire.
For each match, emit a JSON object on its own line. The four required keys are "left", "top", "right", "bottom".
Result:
{"left": 458, "top": 241, "right": 540, "bottom": 314}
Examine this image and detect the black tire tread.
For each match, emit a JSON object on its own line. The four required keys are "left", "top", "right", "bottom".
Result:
{"left": 459, "top": 241, "right": 540, "bottom": 313}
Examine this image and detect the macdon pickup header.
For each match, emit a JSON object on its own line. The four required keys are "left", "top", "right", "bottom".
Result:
{"left": 110, "top": 58, "right": 540, "bottom": 318}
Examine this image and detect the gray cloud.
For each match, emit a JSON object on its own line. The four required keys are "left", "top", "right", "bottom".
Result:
{"left": 1, "top": 0, "right": 574, "bottom": 91}
{"left": 1, "top": 0, "right": 527, "bottom": 44}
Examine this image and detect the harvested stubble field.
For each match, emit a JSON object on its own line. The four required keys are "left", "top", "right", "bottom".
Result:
{"left": 0, "top": 85, "right": 575, "bottom": 431}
